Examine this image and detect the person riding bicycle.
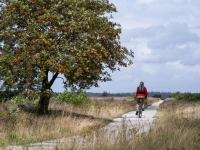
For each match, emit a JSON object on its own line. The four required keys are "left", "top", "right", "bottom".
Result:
{"left": 135, "top": 81, "right": 148, "bottom": 115}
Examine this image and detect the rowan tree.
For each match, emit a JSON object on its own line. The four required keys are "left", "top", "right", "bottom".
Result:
{"left": 0, "top": 0, "right": 134, "bottom": 114}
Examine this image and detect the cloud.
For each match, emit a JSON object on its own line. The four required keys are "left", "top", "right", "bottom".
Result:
{"left": 121, "top": 23, "right": 199, "bottom": 48}
{"left": 110, "top": 0, "right": 200, "bottom": 28}
{"left": 120, "top": 22, "right": 200, "bottom": 66}
{"left": 148, "top": 23, "right": 199, "bottom": 49}
{"left": 166, "top": 61, "right": 200, "bottom": 73}
{"left": 136, "top": 0, "right": 154, "bottom": 5}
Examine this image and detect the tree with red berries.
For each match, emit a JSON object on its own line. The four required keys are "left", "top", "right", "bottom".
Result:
{"left": 0, "top": 0, "right": 134, "bottom": 114}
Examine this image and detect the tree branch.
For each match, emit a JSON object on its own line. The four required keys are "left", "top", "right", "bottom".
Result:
{"left": 48, "top": 72, "right": 59, "bottom": 88}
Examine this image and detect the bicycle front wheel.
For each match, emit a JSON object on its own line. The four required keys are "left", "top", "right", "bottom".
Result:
{"left": 138, "top": 110, "right": 142, "bottom": 118}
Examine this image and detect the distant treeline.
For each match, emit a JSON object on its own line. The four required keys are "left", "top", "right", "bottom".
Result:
{"left": 171, "top": 92, "right": 200, "bottom": 101}
{"left": 86, "top": 91, "right": 173, "bottom": 100}
{"left": 1, "top": 90, "right": 199, "bottom": 101}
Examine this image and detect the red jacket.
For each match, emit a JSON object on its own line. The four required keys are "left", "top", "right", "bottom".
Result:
{"left": 136, "top": 86, "right": 148, "bottom": 97}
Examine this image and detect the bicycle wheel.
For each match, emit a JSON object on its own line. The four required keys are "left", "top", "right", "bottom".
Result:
{"left": 138, "top": 109, "right": 142, "bottom": 118}
{"left": 138, "top": 99, "right": 142, "bottom": 118}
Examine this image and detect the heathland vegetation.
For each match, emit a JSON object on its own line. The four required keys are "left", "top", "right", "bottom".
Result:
{"left": 0, "top": 91, "right": 200, "bottom": 149}
{"left": 0, "top": 91, "right": 135, "bottom": 147}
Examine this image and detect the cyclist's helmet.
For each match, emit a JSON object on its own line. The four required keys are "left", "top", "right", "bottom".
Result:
{"left": 140, "top": 81, "right": 144, "bottom": 85}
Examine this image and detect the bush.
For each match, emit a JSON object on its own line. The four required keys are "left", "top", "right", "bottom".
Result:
{"left": 152, "top": 94, "right": 161, "bottom": 98}
{"left": 0, "top": 90, "right": 19, "bottom": 102}
{"left": 102, "top": 91, "right": 108, "bottom": 97}
{"left": 10, "top": 95, "right": 39, "bottom": 105}
{"left": 132, "top": 92, "right": 136, "bottom": 100}
{"left": 50, "top": 91, "right": 91, "bottom": 106}
{"left": 171, "top": 92, "right": 200, "bottom": 101}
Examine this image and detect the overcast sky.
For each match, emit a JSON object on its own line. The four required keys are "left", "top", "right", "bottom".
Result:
{"left": 52, "top": 0, "right": 200, "bottom": 93}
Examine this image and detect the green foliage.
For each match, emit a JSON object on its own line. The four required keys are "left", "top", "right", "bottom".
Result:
{"left": 126, "top": 96, "right": 133, "bottom": 99}
{"left": 0, "top": 90, "right": 19, "bottom": 102}
{"left": 171, "top": 92, "right": 200, "bottom": 101}
{"left": 152, "top": 94, "right": 161, "bottom": 98}
{"left": 51, "top": 91, "right": 91, "bottom": 106}
{"left": 11, "top": 95, "right": 29, "bottom": 104}
{"left": 9, "top": 131, "right": 20, "bottom": 142}
{"left": 132, "top": 92, "right": 136, "bottom": 100}
{"left": 0, "top": 0, "right": 134, "bottom": 114}
{"left": 10, "top": 94, "right": 39, "bottom": 105}
{"left": 8, "top": 105, "right": 20, "bottom": 114}
{"left": 102, "top": 91, "right": 108, "bottom": 97}
{"left": 0, "top": 0, "right": 134, "bottom": 92}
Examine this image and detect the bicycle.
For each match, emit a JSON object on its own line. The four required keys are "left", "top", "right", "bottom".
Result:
{"left": 138, "top": 98, "right": 143, "bottom": 118}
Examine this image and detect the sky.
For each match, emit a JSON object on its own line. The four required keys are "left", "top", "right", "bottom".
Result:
{"left": 52, "top": 0, "right": 200, "bottom": 93}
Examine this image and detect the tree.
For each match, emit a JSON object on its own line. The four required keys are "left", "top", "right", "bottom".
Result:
{"left": 102, "top": 91, "right": 108, "bottom": 97}
{"left": 152, "top": 94, "right": 161, "bottom": 98}
{"left": 0, "top": 0, "right": 134, "bottom": 114}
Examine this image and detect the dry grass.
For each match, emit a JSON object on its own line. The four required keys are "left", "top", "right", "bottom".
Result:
{"left": 129, "top": 98, "right": 200, "bottom": 150}
{"left": 56, "top": 98, "right": 200, "bottom": 150}
{"left": 0, "top": 97, "right": 135, "bottom": 147}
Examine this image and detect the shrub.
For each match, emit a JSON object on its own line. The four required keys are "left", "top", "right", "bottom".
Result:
{"left": 10, "top": 95, "right": 39, "bottom": 105}
{"left": 171, "top": 92, "right": 200, "bottom": 101}
{"left": 132, "top": 92, "right": 136, "bottom": 100}
{"left": 50, "top": 91, "right": 91, "bottom": 106}
{"left": 152, "top": 94, "right": 161, "bottom": 98}
{"left": 0, "top": 90, "right": 19, "bottom": 102}
{"left": 102, "top": 91, "right": 108, "bottom": 97}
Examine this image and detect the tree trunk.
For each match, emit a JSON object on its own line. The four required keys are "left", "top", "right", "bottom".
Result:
{"left": 37, "top": 94, "right": 51, "bottom": 115}
{"left": 37, "top": 70, "right": 50, "bottom": 115}
{"left": 37, "top": 71, "right": 59, "bottom": 115}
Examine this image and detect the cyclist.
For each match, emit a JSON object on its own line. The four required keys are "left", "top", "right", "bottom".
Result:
{"left": 135, "top": 81, "right": 148, "bottom": 115}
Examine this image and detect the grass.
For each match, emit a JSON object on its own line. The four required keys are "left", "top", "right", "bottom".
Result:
{"left": 56, "top": 98, "right": 200, "bottom": 150}
{"left": 0, "top": 97, "right": 161, "bottom": 149}
{"left": 1, "top": 95, "right": 199, "bottom": 149}
{"left": 146, "top": 98, "right": 200, "bottom": 150}
{"left": 0, "top": 96, "right": 138, "bottom": 148}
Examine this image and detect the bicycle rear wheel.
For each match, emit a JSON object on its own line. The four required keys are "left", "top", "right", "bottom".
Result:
{"left": 138, "top": 99, "right": 142, "bottom": 118}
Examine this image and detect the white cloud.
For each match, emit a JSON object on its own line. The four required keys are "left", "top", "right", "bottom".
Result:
{"left": 136, "top": 0, "right": 154, "bottom": 5}
{"left": 166, "top": 61, "right": 200, "bottom": 73}
{"left": 176, "top": 44, "right": 187, "bottom": 49}
{"left": 141, "top": 64, "right": 157, "bottom": 75}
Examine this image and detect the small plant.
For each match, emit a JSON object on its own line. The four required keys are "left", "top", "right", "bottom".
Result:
{"left": 0, "top": 110, "right": 7, "bottom": 118}
{"left": 126, "top": 96, "right": 133, "bottom": 99}
{"left": 9, "top": 131, "right": 20, "bottom": 142}
{"left": 106, "top": 97, "right": 114, "bottom": 102}
{"left": 8, "top": 106, "right": 20, "bottom": 114}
